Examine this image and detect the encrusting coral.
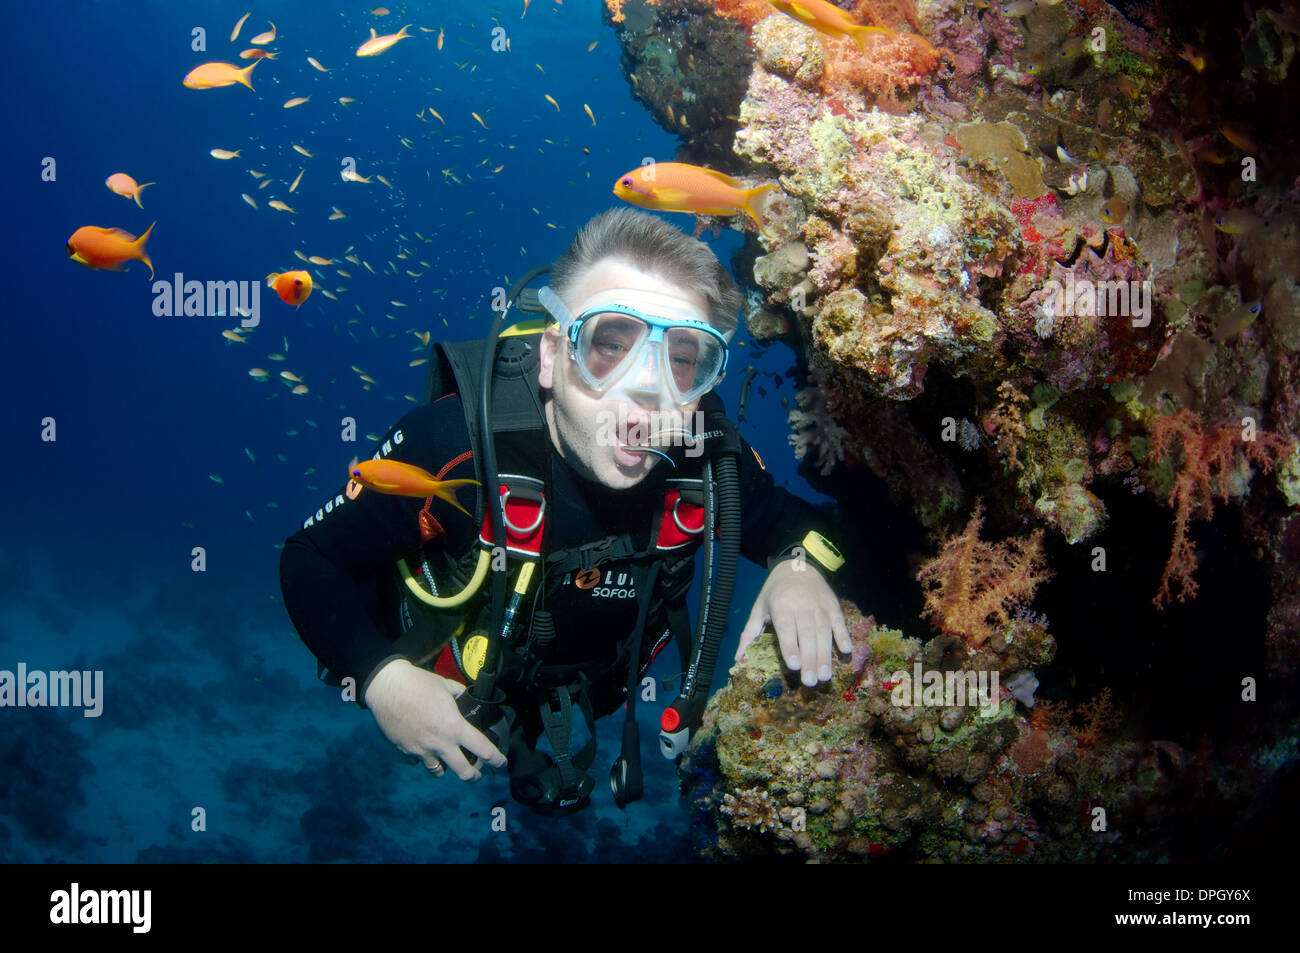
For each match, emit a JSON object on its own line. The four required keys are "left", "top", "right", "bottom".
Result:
{"left": 679, "top": 598, "right": 1283, "bottom": 862}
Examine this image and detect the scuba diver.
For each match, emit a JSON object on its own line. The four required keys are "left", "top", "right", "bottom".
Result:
{"left": 280, "top": 208, "right": 850, "bottom": 815}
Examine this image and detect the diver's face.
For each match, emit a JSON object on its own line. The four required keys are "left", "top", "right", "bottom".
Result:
{"left": 538, "top": 260, "right": 711, "bottom": 490}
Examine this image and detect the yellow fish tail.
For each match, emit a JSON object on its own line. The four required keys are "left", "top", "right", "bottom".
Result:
{"left": 429, "top": 478, "right": 479, "bottom": 517}
{"left": 134, "top": 221, "right": 156, "bottom": 279}
{"left": 133, "top": 182, "right": 155, "bottom": 209}
{"left": 851, "top": 25, "right": 894, "bottom": 58}
{"left": 741, "top": 184, "right": 779, "bottom": 235}
{"left": 238, "top": 59, "right": 260, "bottom": 90}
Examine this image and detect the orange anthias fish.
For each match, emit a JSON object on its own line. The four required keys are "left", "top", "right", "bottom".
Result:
{"left": 1219, "top": 122, "right": 1257, "bottom": 153}
{"left": 349, "top": 459, "right": 479, "bottom": 516}
{"left": 104, "top": 172, "right": 154, "bottom": 208}
{"left": 356, "top": 24, "right": 412, "bottom": 56}
{"left": 183, "top": 60, "right": 260, "bottom": 90}
{"left": 267, "top": 270, "right": 313, "bottom": 306}
{"left": 613, "top": 162, "right": 777, "bottom": 233}
{"left": 766, "top": 0, "right": 895, "bottom": 57}
{"left": 1179, "top": 43, "right": 1206, "bottom": 72}
{"left": 67, "top": 222, "right": 156, "bottom": 279}
{"left": 250, "top": 21, "right": 277, "bottom": 45}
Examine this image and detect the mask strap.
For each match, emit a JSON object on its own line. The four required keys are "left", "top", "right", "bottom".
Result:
{"left": 537, "top": 286, "right": 573, "bottom": 332}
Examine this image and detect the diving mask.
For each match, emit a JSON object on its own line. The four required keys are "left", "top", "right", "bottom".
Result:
{"left": 538, "top": 286, "right": 729, "bottom": 406}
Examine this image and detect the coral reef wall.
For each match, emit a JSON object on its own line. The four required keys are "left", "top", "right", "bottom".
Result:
{"left": 607, "top": 0, "right": 1300, "bottom": 860}
{"left": 682, "top": 602, "right": 1296, "bottom": 862}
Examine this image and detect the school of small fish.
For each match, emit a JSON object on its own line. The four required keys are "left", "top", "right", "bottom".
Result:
{"left": 69, "top": 3, "right": 632, "bottom": 527}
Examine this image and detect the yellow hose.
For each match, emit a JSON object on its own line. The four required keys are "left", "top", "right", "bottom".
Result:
{"left": 398, "top": 548, "right": 491, "bottom": 608}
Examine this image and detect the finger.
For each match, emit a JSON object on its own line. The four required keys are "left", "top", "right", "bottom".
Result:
{"left": 436, "top": 674, "right": 468, "bottom": 698}
{"left": 735, "top": 609, "right": 768, "bottom": 662}
{"left": 830, "top": 604, "right": 853, "bottom": 656}
{"left": 423, "top": 757, "right": 445, "bottom": 777}
{"left": 811, "top": 606, "right": 833, "bottom": 683}
{"left": 770, "top": 604, "right": 801, "bottom": 672}
{"left": 460, "top": 723, "right": 508, "bottom": 769}
{"left": 437, "top": 741, "right": 482, "bottom": 782}
{"left": 794, "top": 604, "right": 822, "bottom": 686}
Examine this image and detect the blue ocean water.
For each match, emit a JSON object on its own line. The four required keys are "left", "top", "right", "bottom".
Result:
{"left": 0, "top": 0, "right": 830, "bottom": 862}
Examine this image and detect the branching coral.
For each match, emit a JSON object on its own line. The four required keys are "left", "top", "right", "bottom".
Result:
{"left": 916, "top": 501, "right": 1052, "bottom": 648}
{"left": 1026, "top": 688, "right": 1121, "bottom": 752}
{"left": 1147, "top": 409, "right": 1293, "bottom": 608}
{"left": 805, "top": 378, "right": 965, "bottom": 530}
{"left": 788, "top": 372, "right": 848, "bottom": 476}
{"left": 1009, "top": 687, "right": 1122, "bottom": 778}
{"left": 983, "top": 382, "right": 1029, "bottom": 474}
{"left": 1073, "top": 688, "right": 1122, "bottom": 750}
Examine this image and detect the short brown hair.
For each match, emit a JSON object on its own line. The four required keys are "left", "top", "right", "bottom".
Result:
{"left": 549, "top": 208, "right": 741, "bottom": 339}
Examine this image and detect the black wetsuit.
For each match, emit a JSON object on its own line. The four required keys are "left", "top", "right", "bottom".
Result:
{"left": 279, "top": 392, "right": 834, "bottom": 711}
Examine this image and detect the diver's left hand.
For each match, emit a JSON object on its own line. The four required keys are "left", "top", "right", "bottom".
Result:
{"left": 736, "top": 559, "right": 851, "bottom": 687}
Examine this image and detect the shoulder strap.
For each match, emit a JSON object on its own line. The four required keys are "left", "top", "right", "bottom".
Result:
{"left": 431, "top": 332, "right": 547, "bottom": 524}
{"left": 436, "top": 334, "right": 544, "bottom": 440}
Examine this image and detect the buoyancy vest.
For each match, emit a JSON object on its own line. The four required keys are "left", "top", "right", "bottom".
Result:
{"left": 394, "top": 323, "right": 732, "bottom": 814}
{"left": 396, "top": 325, "right": 710, "bottom": 695}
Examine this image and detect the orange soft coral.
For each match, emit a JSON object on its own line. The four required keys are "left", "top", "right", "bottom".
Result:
{"left": 1073, "top": 687, "right": 1121, "bottom": 750}
{"left": 1148, "top": 409, "right": 1292, "bottom": 608}
{"left": 850, "top": 0, "right": 920, "bottom": 31}
{"left": 983, "top": 382, "right": 1029, "bottom": 475}
{"left": 820, "top": 29, "right": 939, "bottom": 109}
{"left": 808, "top": 1, "right": 942, "bottom": 109}
{"left": 916, "top": 501, "right": 1052, "bottom": 648}
{"left": 706, "top": 0, "right": 774, "bottom": 27}
{"left": 605, "top": 0, "right": 661, "bottom": 24}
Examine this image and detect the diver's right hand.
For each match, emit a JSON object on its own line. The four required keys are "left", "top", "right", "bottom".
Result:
{"left": 364, "top": 658, "right": 508, "bottom": 781}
